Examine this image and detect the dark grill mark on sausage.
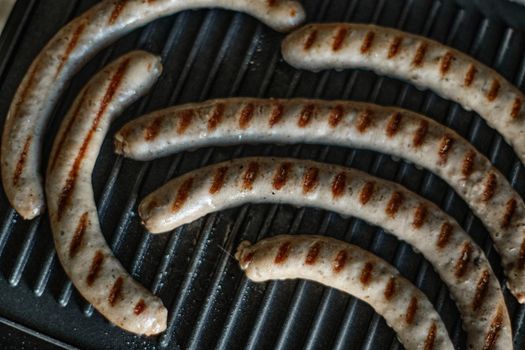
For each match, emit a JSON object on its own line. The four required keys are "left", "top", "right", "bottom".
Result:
{"left": 108, "top": 0, "right": 129, "bottom": 24}
{"left": 360, "top": 31, "right": 375, "bottom": 54}
{"left": 360, "top": 262, "right": 373, "bottom": 285}
{"left": 108, "top": 277, "right": 124, "bottom": 307}
{"left": 304, "top": 30, "right": 318, "bottom": 50}
{"left": 275, "top": 241, "right": 291, "bottom": 264}
{"left": 298, "top": 104, "right": 315, "bottom": 127}
{"left": 57, "top": 58, "right": 129, "bottom": 220}
{"left": 328, "top": 105, "right": 344, "bottom": 127}
{"left": 518, "top": 238, "right": 525, "bottom": 270}
{"left": 332, "top": 27, "right": 348, "bottom": 51}
{"left": 134, "top": 299, "right": 146, "bottom": 315}
{"left": 388, "top": 36, "right": 402, "bottom": 59}
{"left": 13, "top": 136, "right": 32, "bottom": 186}
{"left": 462, "top": 150, "right": 476, "bottom": 178}
{"left": 356, "top": 109, "right": 372, "bottom": 133}
{"left": 243, "top": 162, "right": 260, "bottom": 190}
{"left": 267, "top": 0, "right": 277, "bottom": 6}
{"left": 333, "top": 250, "right": 348, "bottom": 273}
{"left": 437, "top": 223, "right": 453, "bottom": 249}
{"left": 269, "top": 103, "right": 284, "bottom": 127}
{"left": 413, "top": 120, "right": 428, "bottom": 148}
{"left": 69, "top": 212, "right": 89, "bottom": 258}
{"left": 384, "top": 277, "right": 396, "bottom": 300}
{"left": 305, "top": 242, "right": 321, "bottom": 265}
{"left": 501, "top": 198, "right": 517, "bottom": 229}
{"left": 473, "top": 270, "right": 490, "bottom": 311}
{"left": 208, "top": 103, "right": 225, "bottom": 131}
{"left": 386, "top": 112, "right": 402, "bottom": 137}
{"left": 511, "top": 97, "right": 522, "bottom": 119}
{"left": 86, "top": 250, "right": 104, "bottom": 286}
{"left": 482, "top": 173, "right": 497, "bottom": 202}
{"left": 172, "top": 178, "right": 193, "bottom": 212}
{"left": 440, "top": 51, "right": 454, "bottom": 76}
{"left": 144, "top": 116, "right": 163, "bottom": 141}
{"left": 359, "top": 182, "right": 375, "bottom": 205}
{"left": 302, "top": 167, "right": 319, "bottom": 193}
{"left": 209, "top": 167, "right": 228, "bottom": 194}
{"left": 487, "top": 79, "right": 500, "bottom": 102}
{"left": 273, "top": 162, "right": 292, "bottom": 190}
{"left": 331, "top": 172, "right": 346, "bottom": 198}
{"left": 385, "top": 191, "right": 404, "bottom": 218}
{"left": 464, "top": 64, "right": 477, "bottom": 87}
{"left": 482, "top": 308, "right": 504, "bottom": 350}
{"left": 424, "top": 323, "right": 437, "bottom": 350}
{"left": 455, "top": 242, "right": 472, "bottom": 278}
{"left": 405, "top": 297, "right": 418, "bottom": 325}
{"left": 239, "top": 103, "right": 255, "bottom": 129}
{"left": 177, "top": 110, "right": 193, "bottom": 134}
{"left": 412, "top": 42, "right": 428, "bottom": 67}
{"left": 412, "top": 204, "right": 427, "bottom": 229}
{"left": 49, "top": 88, "right": 89, "bottom": 172}
{"left": 438, "top": 134, "right": 454, "bottom": 165}
{"left": 56, "top": 23, "right": 86, "bottom": 78}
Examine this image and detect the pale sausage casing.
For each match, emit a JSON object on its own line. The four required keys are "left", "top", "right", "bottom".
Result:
{"left": 115, "top": 97, "right": 525, "bottom": 303}
{"left": 282, "top": 23, "right": 525, "bottom": 165}
{"left": 139, "top": 157, "right": 512, "bottom": 349}
{"left": 237, "top": 235, "right": 454, "bottom": 350}
{"left": 46, "top": 51, "right": 166, "bottom": 335}
{"left": 2, "top": 0, "right": 305, "bottom": 219}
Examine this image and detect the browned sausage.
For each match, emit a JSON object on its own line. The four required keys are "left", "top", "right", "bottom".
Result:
{"left": 46, "top": 51, "right": 166, "bottom": 335}
{"left": 139, "top": 157, "right": 512, "bottom": 349}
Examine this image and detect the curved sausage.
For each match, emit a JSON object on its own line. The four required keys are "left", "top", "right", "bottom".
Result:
{"left": 281, "top": 23, "right": 525, "bottom": 166}
{"left": 1, "top": 0, "right": 306, "bottom": 220}
{"left": 139, "top": 157, "right": 512, "bottom": 349}
{"left": 115, "top": 97, "right": 525, "bottom": 303}
{"left": 236, "top": 235, "right": 454, "bottom": 350}
{"left": 46, "top": 51, "right": 166, "bottom": 335}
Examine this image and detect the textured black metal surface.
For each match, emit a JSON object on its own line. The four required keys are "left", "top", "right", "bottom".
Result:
{"left": 0, "top": 0, "right": 524, "bottom": 349}
{"left": 0, "top": 315, "right": 74, "bottom": 350}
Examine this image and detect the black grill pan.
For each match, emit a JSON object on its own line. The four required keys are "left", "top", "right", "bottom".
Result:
{"left": 0, "top": 0, "right": 524, "bottom": 349}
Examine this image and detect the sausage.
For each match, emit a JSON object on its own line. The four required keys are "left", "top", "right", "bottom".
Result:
{"left": 236, "top": 235, "right": 454, "bottom": 350}
{"left": 1, "top": 0, "right": 306, "bottom": 220}
{"left": 281, "top": 23, "right": 525, "bottom": 166}
{"left": 115, "top": 97, "right": 525, "bottom": 303}
{"left": 139, "top": 157, "right": 512, "bottom": 349}
{"left": 46, "top": 51, "right": 166, "bottom": 335}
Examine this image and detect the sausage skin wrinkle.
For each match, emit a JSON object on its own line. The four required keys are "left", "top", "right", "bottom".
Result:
{"left": 237, "top": 235, "right": 454, "bottom": 350}
{"left": 115, "top": 98, "right": 525, "bottom": 303}
{"left": 2, "top": 0, "right": 305, "bottom": 219}
{"left": 140, "top": 157, "right": 511, "bottom": 349}
{"left": 46, "top": 51, "right": 166, "bottom": 335}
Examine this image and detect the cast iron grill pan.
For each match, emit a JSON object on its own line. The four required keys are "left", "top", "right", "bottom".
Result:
{"left": 0, "top": 0, "right": 524, "bottom": 349}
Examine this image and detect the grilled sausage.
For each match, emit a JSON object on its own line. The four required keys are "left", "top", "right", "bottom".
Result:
{"left": 115, "top": 97, "right": 525, "bottom": 303}
{"left": 46, "top": 51, "right": 166, "bottom": 335}
{"left": 140, "top": 157, "right": 512, "bottom": 349}
{"left": 1, "top": 0, "right": 305, "bottom": 220}
{"left": 281, "top": 23, "right": 525, "bottom": 166}
{"left": 236, "top": 235, "right": 454, "bottom": 350}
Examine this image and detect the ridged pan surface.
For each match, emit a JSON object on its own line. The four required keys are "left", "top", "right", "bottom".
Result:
{"left": 0, "top": 0, "right": 525, "bottom": 349}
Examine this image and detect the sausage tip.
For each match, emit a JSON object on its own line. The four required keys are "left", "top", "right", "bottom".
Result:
{"left": 235, "top": 240, "right": 254, "bottom": 269}
{"left": 113, "top": 136, "right": 127, "bottom": 155}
